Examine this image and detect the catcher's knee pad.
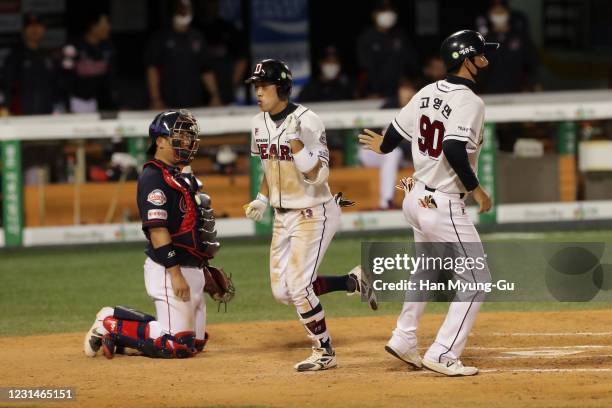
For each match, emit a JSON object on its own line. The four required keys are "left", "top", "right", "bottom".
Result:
{"left": 102, "top": 316, "right": 151, "bottom": 359}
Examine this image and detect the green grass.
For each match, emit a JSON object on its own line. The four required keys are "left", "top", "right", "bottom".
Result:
{"left": 2, "top": 230, "right": 612, "bottom": 336}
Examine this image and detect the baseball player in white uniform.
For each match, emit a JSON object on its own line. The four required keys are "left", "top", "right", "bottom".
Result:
{"left": 359, "top": 30, "right": 498, "bottom": 376}
{"left": 243, "top": 59, "right": 377, "bottom": 372}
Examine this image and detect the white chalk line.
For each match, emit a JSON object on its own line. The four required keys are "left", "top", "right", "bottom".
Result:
{"left": 468, "top": 345, "right": 610, "bottom": 351}
{"left": 480, "top": 368, "right": 612, "bottom": 373}
{"left": 471, "top": 354, "right": 612, "bottom": 360}
{"left": 489, "top": 332, "right": 612, "bottom": 337}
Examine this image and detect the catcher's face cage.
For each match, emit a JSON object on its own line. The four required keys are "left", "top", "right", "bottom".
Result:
{"left": 169, "top": 110, "right": 200, "bottom": 164}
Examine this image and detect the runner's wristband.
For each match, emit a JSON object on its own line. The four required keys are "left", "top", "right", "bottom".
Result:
{"left": 292, "top": 146, "right": 319, "bottom": 173}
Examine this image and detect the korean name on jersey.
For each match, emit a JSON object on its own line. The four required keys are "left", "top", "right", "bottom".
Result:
{"left": 392, "top": 79, "right": 485, "bottom": 194}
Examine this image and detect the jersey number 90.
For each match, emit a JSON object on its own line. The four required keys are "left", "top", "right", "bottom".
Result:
{"left": 418, "top": 115, "right": 445, "bottom": 159}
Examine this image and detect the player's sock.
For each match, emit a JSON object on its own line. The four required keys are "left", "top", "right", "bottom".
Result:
{"left": 298, "top": 303, "right": 332, "bottom": 351}
{"left": 313, "top": 275, "right": 356, "bottom": 295}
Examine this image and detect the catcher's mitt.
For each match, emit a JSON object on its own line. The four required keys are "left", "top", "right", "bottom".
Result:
{"left": 203, "top": 265, "right": 235, "bottom": 311}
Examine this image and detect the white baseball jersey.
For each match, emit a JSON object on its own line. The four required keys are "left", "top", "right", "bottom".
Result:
{"left": 390, "top": 79, "right": 485, "bottom": 193}
{"left": 250, "top": 104, "right": 332, "bottom": 209}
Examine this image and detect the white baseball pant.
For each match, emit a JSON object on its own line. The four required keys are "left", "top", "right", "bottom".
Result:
{"left": 389, "top": 181, "right": 491, "bottom": 363}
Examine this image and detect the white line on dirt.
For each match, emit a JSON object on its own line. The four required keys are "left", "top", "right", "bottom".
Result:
{"left": 468, "top": 345, "right": 610, "bottom": 351}
{"left": 489, "top": 332, "right": 612, "bottom": 337}
{"left": 472, "top": 354, "right": 612, "bottom": 360}
{"left": 480, "top": 368, "right": 612, "bottom": 373}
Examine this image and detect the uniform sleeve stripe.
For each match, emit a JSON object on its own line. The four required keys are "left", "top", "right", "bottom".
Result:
{"left": 444, "top": 135, "right": 478, "bottom": 146}
{"left": 444, "top": 134, "right": 470, "bottom": 140}
{"left": 391, "top": 119, "right": 412, "bottom": 140}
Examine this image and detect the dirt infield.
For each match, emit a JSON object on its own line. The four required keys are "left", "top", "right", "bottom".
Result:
{"left": 2, "top": 309, "right": 612, "bottom": 408}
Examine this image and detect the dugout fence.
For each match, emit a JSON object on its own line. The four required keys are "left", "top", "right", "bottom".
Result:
{"left": 1, "top": 90, "right": 612, "bottom": 247}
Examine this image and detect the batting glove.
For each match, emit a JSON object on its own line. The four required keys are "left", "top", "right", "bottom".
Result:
{"left": 285, "top": 113, "right": 301, "bottom": 141}
{"left": 395, "top": 177, "right": 415, "bottom": 193}
{"left": 244, "top": 193, "right": 268, "bottom": 222}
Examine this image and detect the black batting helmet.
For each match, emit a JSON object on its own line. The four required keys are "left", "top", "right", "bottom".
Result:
{"left": 245, "top": 59, "right": 293, "bottom": 99}
{"left": 440, "top": 30, "right": 499, "bottom": 72}
{"left": 147, "top": 109, "right": 200, "bottom": 164}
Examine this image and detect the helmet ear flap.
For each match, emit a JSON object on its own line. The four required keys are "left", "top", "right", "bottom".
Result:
{"left": 276, "top": 83, "right": 291, "bottom": 100}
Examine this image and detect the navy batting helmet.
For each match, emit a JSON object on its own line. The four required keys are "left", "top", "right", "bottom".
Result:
{"left": 245, "top": 59, "right": 293, "bottom": 99}
{"left": 440, "top": 30, "right": 499, "bottom": 72}
{"left": 147, "top": 109, "right": 200, "bottom": 164}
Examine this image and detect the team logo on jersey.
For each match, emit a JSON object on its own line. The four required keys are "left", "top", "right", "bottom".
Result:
{"left": 147, "top": 189, "right": 167, "bottom": 206}
{"left": 319, "top": 131, "right": 327, "bottom": 145}
{"left": 148, "top": 209, "right": 168, "bottom": 220}
{"left": 179, "top": 196, "right": 188, "bottom": 213}
{"left": 302, "top": 208, "right": 313, "bottom": 218}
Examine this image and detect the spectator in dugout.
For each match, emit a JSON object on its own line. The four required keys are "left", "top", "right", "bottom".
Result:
{"left": 422, "top": 55, "right": 447, "bottom": 84}
{"left": 298, "top": 45, "right": 354, "bottom": 103}
{"left": 359, "top": 77, "right": 419, "bottom": 210}
{"left": 356, "top": 0, "right": 419, "bottom": 98}
{"left": 0, "top": 13, "right": 62, "bottom": 116}
{"left": 193, "top": 0, "right": 248, "bottom": 105}
{"left": 476, "top": 0, "right": 541, "bottom": 93}
{"left": 145, "top": 0, "right": 222, "bottom": 109}
{"left": 61, "top": 12, "right": 116, "bottom": 113}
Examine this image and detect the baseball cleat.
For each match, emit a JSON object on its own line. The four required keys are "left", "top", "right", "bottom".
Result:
{"left": 422, "top": 358, "right": 478, "bottom": 376}
{"left": 348, "top": 265, "right": 378, "bottom": 310}
{"left": 83, "top": 306, "right": 113, "bottom": 357}
{"left": 83, "top": 325, "right": 103, "bottom": 357}
{"left": 294, "top": 347, "right": 337, "bottom": 372}
{"left": 385, "top": 344, "right": 423, "bottom": 369}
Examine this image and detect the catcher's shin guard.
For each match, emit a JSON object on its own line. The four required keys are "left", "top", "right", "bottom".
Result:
{"left": 195, "top": 332, "right": 209, "bottom": 352}
{"left": 101, "top": 306, "right": 196, "bottom": 359}
{"left": 102, "top": 317, "right": 196, "bottom": 359}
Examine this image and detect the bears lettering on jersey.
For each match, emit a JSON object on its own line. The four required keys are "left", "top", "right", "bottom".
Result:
{"left": 257, "top": 143, "right": 292, "bottom": 161}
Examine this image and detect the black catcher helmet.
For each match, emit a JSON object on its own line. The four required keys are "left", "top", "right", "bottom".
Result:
{"left": 245, "top": 59, "right": 293, "bottom": 99}
{"left": 147, "top": 109, "right": 200, "bottom": 164}
{"left": 440, "top": 30, "right": 499, "bottom": 72}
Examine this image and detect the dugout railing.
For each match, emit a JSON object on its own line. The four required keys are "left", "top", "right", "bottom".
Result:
{"left": 1, "top": 90, "right": 612, "bottom": 247}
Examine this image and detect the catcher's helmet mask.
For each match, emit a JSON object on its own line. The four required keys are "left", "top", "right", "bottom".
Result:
{"left": 147, "top": 109, "right": 200, "bottom": 164}
{"left": 245, "top": 59, "right": 293, "bottom": 100}
{"left": 440, "top": 30, "right": 499, "bottom": 74}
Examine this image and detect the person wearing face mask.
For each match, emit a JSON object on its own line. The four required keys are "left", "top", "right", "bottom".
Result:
{"left": 475, "top": 0, "right": 540, "bottom": 94}
{"left": 358, "top": 78, "right": 418, "bottom": 210}
{"left": 145, "top": 0, "right": 222, "bottom": 109}
{"left": 61, "top": 12, "right": 116, "bottom": 113}
{"left": 0, "top": 13, "right": 62, "bottom": 116}
{"left": 356, "top": 0, "right": 419, "bottom": 98}
{"left": 298, "top": 46, "right": 354, "bottom": 103}
{"left": 192, "top": 0, "right": 248, "bottom": 105}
